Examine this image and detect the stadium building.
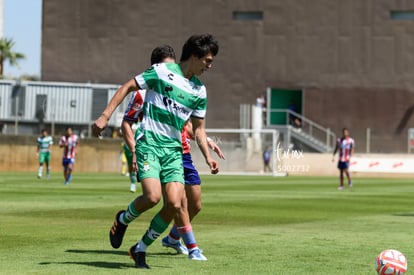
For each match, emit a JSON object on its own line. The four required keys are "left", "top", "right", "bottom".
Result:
{"left": 1, "top": 0, "right": 414, "bottom": 155}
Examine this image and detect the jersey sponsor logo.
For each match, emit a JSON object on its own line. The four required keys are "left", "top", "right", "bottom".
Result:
{"left": 164, "top": 85, "right": 173, "bottom": 93}
{"left": 162, "top": 97, "right": 190, "bottom": 116}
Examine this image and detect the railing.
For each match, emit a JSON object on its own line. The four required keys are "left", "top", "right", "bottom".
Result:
{"left": 266, "top": 108, "right": 336, "bottom": 151}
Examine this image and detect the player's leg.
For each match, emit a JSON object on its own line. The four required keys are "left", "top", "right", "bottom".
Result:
{"left": 162, "top": 189, "right": 189, "bottom": 254}
{"left": 38, "top": 153, "right": 45, "bottom": 179}
{"left": 45, "top": 152, "right": 51, "bottom": 180}
{"left": 121, "top": 152, "right": 128, "bottom": 176}
{"left": 163, "top": 153, "right": 202, "bottom": 255}
{"left": 338, "top": 170, "right": 344, "bottom": 190}
{"left": 186, "top": 184, "right": 202, "bottom": 220}
{"left": 109, "top": 145, "right": 162, "bottom": 250}
{"left": 344, "top": 166, "right": 352, "bottom": 187}
{"left": 131, "top": 149, "right": 205, "bottom": 268}
{"left": 130, "top": 181, "right": 183, "bottom": 268}
{"left": 66, "top": 160, "right": 74, "bottom": 184}
{"left": 62, "top": 158, "right": 69, "bottom": 184}
{"left": 124, "top": 146, "right": 137, "bottom": 192}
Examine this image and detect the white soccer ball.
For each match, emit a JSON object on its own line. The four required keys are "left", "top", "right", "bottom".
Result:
{"left": 375, "top": 249, "right": 408, "bottom": 275}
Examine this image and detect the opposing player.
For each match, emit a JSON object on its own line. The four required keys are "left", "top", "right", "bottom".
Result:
{"left": 36, "top": 129, "right": 53, "bottom": 179}
{"left": 332, "top": 127, "right": 354, "bottom": 190}
{"left": 59, "top": 127, "right": 79, "bottom": 185}
{"left": 162, "top": 120, "right": 225, "bottom": 254}
{"left": 93, "top": 34, "right": 219, "bottom": 268}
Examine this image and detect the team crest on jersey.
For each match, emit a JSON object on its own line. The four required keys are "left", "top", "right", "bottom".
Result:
{"left": 143, "top": 162, "right": 150, "bottom": 172}
{"left": 132, "top": 102, "right": 142, "bottom": 111}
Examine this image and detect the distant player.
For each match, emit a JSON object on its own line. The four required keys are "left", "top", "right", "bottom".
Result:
{"left": 59, "top": 127, "right": 79, "bottom": 185}
{"left": 36, "top": 129, "right": 53, "bottom": 179}
{"left": 332, "top": 128, "right": 354, "bottom": 190}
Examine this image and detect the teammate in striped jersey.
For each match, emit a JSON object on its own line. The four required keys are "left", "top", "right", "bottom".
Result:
{"left": 36, "top": 129, "right": 53, "bottom": 179}
{"left": 59, "top": 126, "right": 79, "bottom": 185}
{"left": 332, "top": 128, "right": 355, "bottom": 190}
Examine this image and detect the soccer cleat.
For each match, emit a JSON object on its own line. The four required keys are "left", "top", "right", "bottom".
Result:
{"left": 162, "top": 236, "right": 188, "bottom": 255}
{"left": 109, "top": 210, "right": 128, "bottom": 249}
{"left": 129, "top": 244, "right": 150, "bottom": 269}
{"left": 337, "top": 186, "right": 344, "bottom": 190}
{"left": 188, "top": 248, "right": 207, "bottom": 261}
{"left": 348, "top": 181, "right": 353, "bottom": 188}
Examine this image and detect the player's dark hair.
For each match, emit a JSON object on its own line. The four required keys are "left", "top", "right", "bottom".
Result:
{"left": 180, "top": 34, "right": 219, "bottom": 62}
{"left": 150, "top": 45, "right": 176, "bottom": 65}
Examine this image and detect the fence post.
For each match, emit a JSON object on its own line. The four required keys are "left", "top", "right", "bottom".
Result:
{"left": 366, "top": 128, "right": 371, "bottom": 153}
{"left": 326, "top": 128, "right": 330, "bottom": 150}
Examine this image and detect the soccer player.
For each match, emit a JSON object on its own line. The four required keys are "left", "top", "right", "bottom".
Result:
{"left": 59, "top": 126, "right": 79, "bottom": 185}
{"left": 162, "top": 120, "right": 225, "bottom": 254}
{"left": 121, "top": 49, "right": 225, "bottom": 253}
{"left": 332, "top": 128, "right": 355, "bottom": 190}
{"left": 92, "top": 34, "right": 219, "bottom": 268}
{"left": 36, "top": 129, "right": 53, "bottom": 179}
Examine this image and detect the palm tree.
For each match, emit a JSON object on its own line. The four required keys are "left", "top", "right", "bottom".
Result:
{"left": 0, "top": 37, "right": 25, "bottom": 76}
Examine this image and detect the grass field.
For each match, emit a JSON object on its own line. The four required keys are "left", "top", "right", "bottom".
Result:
{"left": 0, "top": 172, "right": 413, "bottom": 274}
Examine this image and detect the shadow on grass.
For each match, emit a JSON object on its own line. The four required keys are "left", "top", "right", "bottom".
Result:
{"left": 393, "top": 212, "right": 414, "bottom": 217}
{"left": 37, "top": 249, "right": 179, "bottom": 269}
{"left": 65, "top": 249, "right": 128, "bottom": 256}
{"left": 39, "top": 261, "right": 132, "bottom": 269}
{"left": 65, "top": 249, "right": 180, "bottom": 257}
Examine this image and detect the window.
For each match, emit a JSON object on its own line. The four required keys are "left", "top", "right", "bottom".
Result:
{"left": 390, "top": 11, "right": 414, "bottom": 20}
{"left": 233, "top": 11, "right": 263, "bottom": 21}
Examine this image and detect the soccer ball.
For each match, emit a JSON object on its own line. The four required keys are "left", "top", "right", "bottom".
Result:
{"left": 375, "top": 249, "right": 408, "bottom": 275}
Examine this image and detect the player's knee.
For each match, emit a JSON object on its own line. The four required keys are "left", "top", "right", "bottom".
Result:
{"left": 144, "top": 194, "right": 161, "bottom": 207}
{"left": 164, "top": 199, "right": 181, "bottom": 213}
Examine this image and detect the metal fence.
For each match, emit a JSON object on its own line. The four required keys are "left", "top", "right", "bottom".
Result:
{"left": 0, "top": 80, "right": 127, "bottom": 137}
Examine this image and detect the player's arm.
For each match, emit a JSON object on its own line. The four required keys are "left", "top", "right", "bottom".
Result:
{"left": 59, "top": 137, "right": 65, "bottom": 148}
{"left": 121, "top": 120, "right": 136, "bottom": 153}
{"left": 350, "top": 141, "right": 355, "bottom": 158}
{"left": 186, "top": 120, "right": 225, "bottom": 159}
{"left": 191, "top": 116, "right": 219, "bottom": 174}
{"left": 207, "top": 138, "right": 225, "bottom": 160}
{"left": 92, "top": 79, "right": 140, "bottom": 137}
{"left": 121, "top": 120, "right": 138, "bottom": 172}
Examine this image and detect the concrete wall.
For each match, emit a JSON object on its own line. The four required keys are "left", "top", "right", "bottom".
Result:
{"left": 1, "top": 135, "right": 413, "bottom": 177}
{"left": 0, "top": 135, "right": 121, "bottom": 173}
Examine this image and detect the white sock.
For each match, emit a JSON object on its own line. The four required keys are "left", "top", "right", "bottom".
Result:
{"left": 135, "top": 240, "right": 147, "bottom": 253}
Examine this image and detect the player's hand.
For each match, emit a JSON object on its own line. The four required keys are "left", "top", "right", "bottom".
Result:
{"left": 208, "top": 140, "right": 225, "bottom": 160}
{"left": 92, "top": 115, "right": 108, "bottom": 137}
{"left": 207, "top": 157, "right": 219, "bottom": 174}
{"left": 132, "top": 153, "right": 138, "bottom": 172}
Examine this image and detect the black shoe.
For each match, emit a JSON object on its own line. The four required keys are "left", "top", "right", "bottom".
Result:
{"left": 109, "top": 210, "right": 128, "bottom": 249}
{"left": 129, "top": 244, "right": 150, "bottom": 269}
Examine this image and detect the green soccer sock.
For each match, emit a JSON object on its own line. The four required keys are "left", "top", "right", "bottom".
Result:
{"left": 120, "top": 201, "right": 141, "bottom": 225}
{"left": 141, "top": 213, "right": 170, "bottom": 247}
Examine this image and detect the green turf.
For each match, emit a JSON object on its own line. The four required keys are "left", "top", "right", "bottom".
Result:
{"left": 0, "top": 172, "right": 413, "bottom": 274}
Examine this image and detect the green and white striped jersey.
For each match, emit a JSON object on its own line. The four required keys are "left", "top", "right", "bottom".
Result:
{"left": 135, "top": 63, "right": 207, "bottom": 149}
{"left": 37, "top": 136, "right": 53, "bottom": 153}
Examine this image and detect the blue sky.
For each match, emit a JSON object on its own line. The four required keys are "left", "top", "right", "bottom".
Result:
{"left": 4, "top": 0, "right": 42, "bottom": 78}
